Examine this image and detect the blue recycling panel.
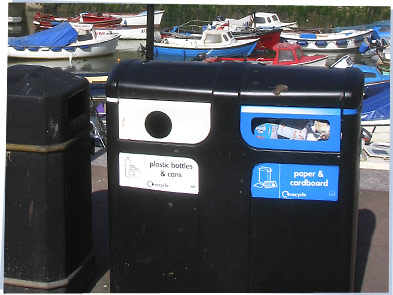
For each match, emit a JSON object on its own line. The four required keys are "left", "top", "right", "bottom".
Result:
{"left": 251, "top": 163, "right": 339, "bottom": 202}
{"left": 240, "top": 106, "right": 343, "bottom": 152}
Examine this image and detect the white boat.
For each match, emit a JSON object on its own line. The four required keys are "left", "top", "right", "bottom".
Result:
{"left": 95, "top": 25, "right": 161, "bottom": 40}
{"left": 382, "top": 44, "right": 390, "bottom": 60}
{"left": 154, "top": 29, "right": 258, "bottom": 59}
{"left": 362, "top": 120, "right": 390, "bottom": 143}
{"left": 103, "top": 10, "right": 164, "bottom": 27}
{"left": 280, "top": 29, "right": 373, "bottom": 51}
{"left": 8, "top": 22, "right": 120, "bottom": 59}
{"left": 252, "top": 12, "right": 298, "bottom": 30}
{"left": 8, "top": 16, "right": 22, "bottom": 24}
{"left": 213, "top": 12, "right": 298, "bottom": 31}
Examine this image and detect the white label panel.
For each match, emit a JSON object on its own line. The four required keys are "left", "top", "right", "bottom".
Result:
{"left": 117, "top": 98, "right": 211, "bottom": 144}
{"left": 119, "top": 153, "right": 199, "bottom": 194}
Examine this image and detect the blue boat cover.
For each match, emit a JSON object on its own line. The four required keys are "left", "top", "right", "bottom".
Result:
{"left": 8, "top": 22, "right": 78, "bottom": 47}
{"left": 361, "top": 84, "right": 390, "bottom": 121}
{"left": 299, "top": 33, "right": 316, "bottom": 39}
{"left": 332, "top": 20, "right": 390, "bottom": 33}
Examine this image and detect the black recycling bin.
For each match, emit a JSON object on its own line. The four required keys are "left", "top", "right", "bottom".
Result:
{"left": 106, "top": 59, "right": 364, "bottom": 293}
{"left": 5, "top": 65, "right": 94, "bottom": 293}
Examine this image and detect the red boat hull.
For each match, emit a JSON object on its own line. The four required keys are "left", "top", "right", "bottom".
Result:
{"left": 33, "top": 12, "right": 121, "bottom": 29}
{"left": 204, "top": 42, "right": 328, "bottom": 67}
{"left": 232, "top": 28, "right": 282, "bottom": 50}
{"left": 68, "top": 13, "right": 122, "bottom": 27}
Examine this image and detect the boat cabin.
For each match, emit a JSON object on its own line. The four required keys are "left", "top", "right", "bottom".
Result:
{"left": 71, "top": 23, "right": 97, "bottom": 41}
{"left": 270, "top": 43, "right": 305, "bottom": 64}
{"left": 201, "top": 29, "right": 234, "bottom": 45}
{"left": 253, "top": 12, "right": 298, "bottom": 29}
{"left": 254, "top": 13, "right": 280, "bottom": 26}
{"left": 330, "top": 55, "right": 355, "bottom": 68}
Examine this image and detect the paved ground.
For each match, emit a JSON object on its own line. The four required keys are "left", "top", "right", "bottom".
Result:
{"left": 88, "top": 148, "right": 390, "bottom": 293}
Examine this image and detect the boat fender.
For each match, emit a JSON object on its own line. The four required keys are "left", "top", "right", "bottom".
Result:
{"left": 358, "top": 42, "right": 369, "bottom": 53}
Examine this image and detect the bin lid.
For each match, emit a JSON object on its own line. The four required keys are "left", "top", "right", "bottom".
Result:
{"left": 106, "top": 59, "right": 364, "bottom": 110}
{"left": 7, "top": 65, "right": 90, "bottom": 146}
{"left": 239, "top": 66, "right": 364, "bottom": 109}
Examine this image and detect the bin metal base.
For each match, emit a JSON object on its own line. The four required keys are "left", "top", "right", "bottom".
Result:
{"left": 4, "top": 252, "right": 95, "bottom": 293}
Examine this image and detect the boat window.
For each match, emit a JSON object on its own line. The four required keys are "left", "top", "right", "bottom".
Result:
{"left": 267, "top": 17, "right": 272, "bottom": 23}
{"left": 346, "top": 57, "right": 354, "bottom": 67}
{"left": 77, "top": 31, "right": 93, "bottom": 41}
{"left": 227, "top": 31, "right": 233, "bottom": 38}
{"left": 204, "top": 34, "right": 222, "bottom": 43}
{"left": 223, "top": 34, "right": 229, "bottom": 41}
{"left": 272, "top": 15, "right": 279, "bottom": 21}
{"left": 278, "top": 50, "right": 295, "bottom": 62}
{"left": 255, "top": 17, "right": 266, "bottom": 24}
{"left": 295, "top": 47, "right": 303, "bottom": 59}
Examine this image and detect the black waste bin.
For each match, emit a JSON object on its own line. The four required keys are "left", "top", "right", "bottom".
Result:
{"left": 106, "top": 59, "right": 364, "bottom": 293}
{"left": 5, "top": 65, "right": 94, "bottom": 293}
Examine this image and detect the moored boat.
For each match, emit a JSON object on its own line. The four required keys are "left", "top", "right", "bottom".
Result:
{"left": 331, "top": 55, "right": 390, "bottom": 143}
{"left": 213, "top": 12, "right": 298, "bottom": 31}
{"left": 33, "top": 12, "right": 68, "bottom": 29}
{"left": 154, "top": 29, "right": 258, "bottom": 59}
{"left": 8, "top": 16, "right": 22, "bottom": 24}
{"left": 331, "top": 54, "right": 389, "bottom": 83}
{"left": 68, "top": 12, "right": 122, "bottom": 27}
{"left": 95, "top": 25, "right": 161, "bottom": 40}
{"left": 8, "top": 22, "right": 120, "bottom": 59}
{"left": 162, "top": 19, "right": 282, "bottom": 50}
{"left": 361, "top": 84, "right": 390, "bottom": 144}
{"left": 102, "top": 10, "right": 164, "bottom": 27}
{"left": 204, "top": 43, "right": 328, "bottom": 67}
{"left": 160, "top": 20, "right": 211, "bottom": 39}
{"left": 223, "top": 28, "right": 282, "bottom": 51}
{"left": 280, "top": 29, "right": 373, "bottom": 51}
{"left": 332, "top": 20, "right": 390, "bottom": 34}
{"left": 33, "top": 12, "right": 122, "bottom": 29}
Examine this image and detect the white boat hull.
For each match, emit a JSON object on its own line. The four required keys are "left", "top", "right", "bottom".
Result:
{"left": 8, "top": 16, "right": 22, "bottom": 24}
{"left": 281, "top": 29, "right": 372, "bottom": 51}
{"left": 96, "top": 27, "right": 161, "bottom": 40}
{"left": 104, "top": 10, "right": 164, "bottom": 26}
{"left": 362, "top": 119, "right": 390, "bottom": 143}
{"left": 8, "top": 35, "right": 119, "bottom": 59}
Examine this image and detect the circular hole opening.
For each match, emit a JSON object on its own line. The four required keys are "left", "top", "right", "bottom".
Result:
{"left": 145, "top": 111, "right": 172, "bottom": 139}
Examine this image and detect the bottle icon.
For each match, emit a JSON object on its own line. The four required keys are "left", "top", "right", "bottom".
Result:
{"left": 125, "top": 157, "right": 140, "bottom": 178}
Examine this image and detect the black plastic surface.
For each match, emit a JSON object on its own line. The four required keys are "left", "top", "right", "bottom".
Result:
{"left": 5, "top": 65, "right": 93, "bottom": 292}
{"left": 106, "top": 59, "right": 363, "bottom": 292}
{"left": 7, "top": 64, "right": 90, "bottom": 145}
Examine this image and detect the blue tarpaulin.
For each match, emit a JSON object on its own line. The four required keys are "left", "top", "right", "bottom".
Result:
{"left": 8, "top": 22, "right": 78, "bottom": 47}
{"left": 361, "top": 84, "right": 390, "bottom": 121}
